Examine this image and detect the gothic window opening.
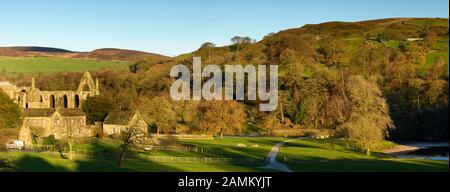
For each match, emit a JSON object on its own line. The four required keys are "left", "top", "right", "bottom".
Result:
{"left": 83, "top": 84, "right": 91, "bottom": 91}
{"left": 50, "top": 95, "right": 56, "bottom": 108}
{"left": 75, "top": 95, "right": 80, "bottom": 108}
{"left": 63, "top": 95, "right": 68, "bottom": 108}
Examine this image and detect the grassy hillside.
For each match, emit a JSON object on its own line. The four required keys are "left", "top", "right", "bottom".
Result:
{"left": 0, "top": 56, "right": 130, "bottom": 76}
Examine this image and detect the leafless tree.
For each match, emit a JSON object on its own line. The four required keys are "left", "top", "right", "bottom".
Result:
{"left": 117, "top": 121, "right": 152, "bottom": 167}
{"left": 58, "top": 119, "right": 77, "bottom": 160}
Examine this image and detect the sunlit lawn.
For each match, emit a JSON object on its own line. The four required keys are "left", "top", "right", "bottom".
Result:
{"left": 277, "top": 139, "right": 449, "bottom": 172}
{"left": 1, "top": 137, "right": 448, "bottom": 172}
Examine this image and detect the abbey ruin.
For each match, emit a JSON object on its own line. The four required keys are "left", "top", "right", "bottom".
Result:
{"left": 1, "top": 71, "right": 100, "bottom": 109}
{"left": 0, "top": 71, "right": 100, "bottom": 144}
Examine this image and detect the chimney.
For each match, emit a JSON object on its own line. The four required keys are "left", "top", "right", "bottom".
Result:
{"left": 31, "top": 77, "right": 36, "bottom": 90}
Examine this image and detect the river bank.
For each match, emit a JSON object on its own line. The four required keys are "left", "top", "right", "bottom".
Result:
{"left": 383, "top": 142, "right": 449, "bottom": 161}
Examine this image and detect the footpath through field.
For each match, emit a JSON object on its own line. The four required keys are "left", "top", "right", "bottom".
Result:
{"left": 261, "top": 137, "right": 304, "bottom": 172}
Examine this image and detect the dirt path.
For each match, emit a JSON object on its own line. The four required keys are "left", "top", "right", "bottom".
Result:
{"left": 261, "top": 138, "right": 303, "bottom": 172}
{"left": 383, "top": 142, "right": 449, "bottom": 154}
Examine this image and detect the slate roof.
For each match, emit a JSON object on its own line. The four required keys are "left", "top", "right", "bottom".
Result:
{"left": 21, "top": 108, "right": 85, "bottom": 117}
{"left": 103, "top": 111, "right": 137, "bottom": 125}
{"left": 57, "top": 109, "right": 86, "bottom": 117}
{"left": 21, "top": 109, "right": 55, "bottom": 117}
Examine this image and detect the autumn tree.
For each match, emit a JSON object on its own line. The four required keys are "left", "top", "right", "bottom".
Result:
{"left": 262, "top": 114, "right": 282, "bottom": 133}
{"left": 0, "top": 87, "right": 21, "bottom": 147}
{"left": 0, "top": 89, "right": 22, "bottom": 129}
{"left": 194, "top": 101, "right": 246, "bottom": 138}
{"left": 82, "top": 95, "right": 118, "bottom": 124}
{"left": 351, "top": 44, "right": 390, "bottom": 77}
{"left": 424, "top": 31, "right": 437, "bottom": 48}
{"left": 318, "top": 38, "right": 347, "bottom": 65}
{"left": 338, "top": 76, "right": 393, "bottom": 156}
{"left": 139, "top": 97, "right": 181, "bottom": 134}
{"left": 129, "top": 57, "right": 161, "bottom": 73}
{"left": 408, "top": 78, "right": 426, "bottom": 109}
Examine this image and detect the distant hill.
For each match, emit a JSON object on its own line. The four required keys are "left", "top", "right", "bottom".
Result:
{"left": 0, "top": 46, "right": 169, "bottom": 62}
{"left": 0, "top": 46, "right": 73, "bottom": 53}
{"left": 72, "top": 48, "right": 169, "bottom": 62}
{"left": 0, "top": 46, "right": 75, "bottom": 58}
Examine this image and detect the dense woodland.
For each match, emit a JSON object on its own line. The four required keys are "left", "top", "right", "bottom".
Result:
{"left": 1, "top": 18, "right": 449, "bottom": 145}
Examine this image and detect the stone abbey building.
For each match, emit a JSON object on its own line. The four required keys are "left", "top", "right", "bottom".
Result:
{"left": 0, "top": 72, "right": 100, "bottom": 144}
{"left": 1, "top": 71, "right": 100, "bottom": 109}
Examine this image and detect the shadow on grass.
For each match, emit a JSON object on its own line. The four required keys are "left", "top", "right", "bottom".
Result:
{"left": 179, "top": 137, "right": 287, "bottom": 159}
{"left": 14, "top": 154, "right": 69, "bottom": 172}
{"left": 285, "top": 159, "right": 449, "bottom": 172}
{"left": 10, "top": 136, "right": 282, "bottom": 172}
{"left": 11, "top": 152, "right": 185, "bottom": 172}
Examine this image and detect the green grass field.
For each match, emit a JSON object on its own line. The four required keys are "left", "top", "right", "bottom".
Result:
{"left": 69, "top": 137, "right": 285, "bottom": 158}
{"left": 0, "top": 56, "right": 130, "bottom": 76}
{"left": 421, "top": 51, "right": 450, "bottom": 77}
{"left": 0, "top": 152, "right": 263, "bottom": 172}
{"left": 1, "top": 137, "right": 448, "bottom": 172}
{"left": 405, "top": 19, "right": 449, "bottom": 28}
{"left": 277, "top": 139, "right": 448, "bottom": 172}
{"left": 1, "top": 137, "right": 286, "bottom": 172}
{"left": 383, "top": 40, "right": 401, "bottom": 48}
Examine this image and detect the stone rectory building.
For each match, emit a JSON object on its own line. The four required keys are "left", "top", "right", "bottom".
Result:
{"left": 0, "top": 72, "right": 100, "bottom": 144}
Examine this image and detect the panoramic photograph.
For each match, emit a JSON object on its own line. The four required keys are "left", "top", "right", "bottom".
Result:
{"left": 0, "top": 0, "right": 448, "bottom": 177}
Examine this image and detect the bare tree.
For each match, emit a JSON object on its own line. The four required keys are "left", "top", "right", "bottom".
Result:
{"left": 58, "top": 119, "right": 77, "bottom": 160}
{"left": 117, "top": 121, "right": 152, "bottom": 167}
{"left": 29, "top": 126, "right": 46, "bottom": 145}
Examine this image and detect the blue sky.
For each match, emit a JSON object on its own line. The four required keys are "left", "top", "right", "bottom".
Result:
{"left": 0, "top": 0, "right": 448, "bottom": 56}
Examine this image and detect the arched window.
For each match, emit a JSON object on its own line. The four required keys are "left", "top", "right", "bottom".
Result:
{"left": 83, "top": 84, "right": 91, "bottom": 91}
{"left": 63, "top": 95, "right": 68, "bottom": 108}
{"left": 75, "top": 95, "right": 80, "bottom": 108}
{"left": 50, "top": 95, "right": 56, "bottom": 108}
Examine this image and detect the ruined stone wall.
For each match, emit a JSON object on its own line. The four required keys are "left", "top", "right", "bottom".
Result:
{"left": 22, "top": 116, "right": 89, "bottom": 139}
{"left": 5, "top": 71, "right": 99, "bottom": 109}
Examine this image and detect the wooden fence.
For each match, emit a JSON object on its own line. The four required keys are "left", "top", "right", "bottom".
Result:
{"left": 26, "top": 145, "right": 265, "bottom": 164}
{"left": 43, "top": 149, "right": 265, "bottom": 164}
{"left": 150, "top": 134, "right": 214, "bottom": 140}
